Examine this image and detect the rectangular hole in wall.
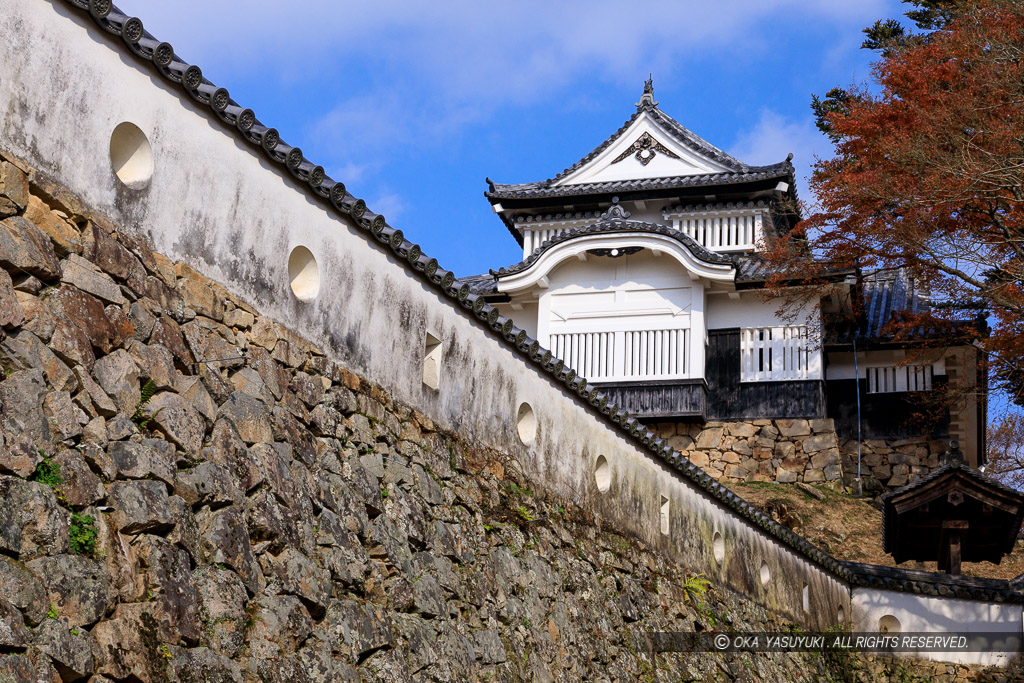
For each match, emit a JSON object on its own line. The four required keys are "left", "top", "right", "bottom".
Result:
{"left": 423, "top": 332, "right": 442, "bottom": 390}
{"left": 802, "top": 584, "right": 810, "bottom": 613}
{"left": 660, "top": 495, "right": 670, "bottom": 535}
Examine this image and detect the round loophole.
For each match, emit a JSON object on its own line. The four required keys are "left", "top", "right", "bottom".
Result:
{"left": 516, "top": 402, "right": 536, "bottom": 445}
{"left": 109, "top": 122, "right": 154, "bottom": 189}
{"left": 712, "top": 532, "right": 725, "bottom": 564}
{"left": 594, "top": 454, "right": 611, "bottom": 493}
{"left": 878, "top": 615, "right": 901, "bottom": 634}
{"left": 288, "top": 246, "right": 320, "bottom": 301}
{"left": 837, "top": 606, "right": 846, "bottom": 624}
{"left": 759, "top": 562, "right": 771, "bottom": 586}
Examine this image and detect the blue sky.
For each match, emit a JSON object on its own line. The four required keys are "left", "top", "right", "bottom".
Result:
{"left": 115, "top": 0, "right": 900, "bottom": 278}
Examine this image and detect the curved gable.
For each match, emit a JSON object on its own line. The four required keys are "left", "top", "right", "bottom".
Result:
{"left": 493, "top": 217, "right": 735, "bottom": 294}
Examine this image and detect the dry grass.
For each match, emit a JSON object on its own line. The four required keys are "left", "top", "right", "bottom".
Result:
{"left": 728, "top": 481, "right": 1024, "bottom": 580}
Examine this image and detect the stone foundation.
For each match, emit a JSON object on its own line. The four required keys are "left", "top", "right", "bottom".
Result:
{"left": 840, "top": 436, "right": 948, "bottom": 492}
{"left": 654, "top": 419, "right": 948, "bottom": 492}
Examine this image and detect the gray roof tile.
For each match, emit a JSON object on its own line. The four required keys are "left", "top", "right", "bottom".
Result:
{"left": 456, "top": 273, "right": 498, "bottom": 295}
{"left": 829, "top": 269, "right": 980, "bottom": 344}
{"left": 488, "top": 164, "right": 793, "bottom": 201}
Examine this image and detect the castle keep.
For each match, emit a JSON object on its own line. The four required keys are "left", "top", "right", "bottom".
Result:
{"left": 465, "top": 80, "right": 986, "bottom": 491}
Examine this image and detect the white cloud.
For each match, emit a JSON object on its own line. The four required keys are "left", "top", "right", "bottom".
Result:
{"left": 369, "top": 191, "right": 407, "bottom": 223}
{"left": 729, "top": 109, "right": 834, "bottom": 205}
{"left": 322, "top": 161, "right": 370, "bottom": 186}
{"left": 310, "top": 89, "right": 481, "bottom": 165}
{"left": 115, "top": 0, "right": 895, "bottom": 108}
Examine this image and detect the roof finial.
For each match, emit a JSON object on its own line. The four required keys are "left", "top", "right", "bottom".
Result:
{"left": 945, "top": 440, "right": 965, "bottom": 468}
{"left": 636, "top": 75, "right": 657, "bottom": 110}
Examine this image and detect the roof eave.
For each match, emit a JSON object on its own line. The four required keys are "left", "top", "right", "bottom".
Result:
{"left": 734, "top": 266, "right": 856, "bottom": 290}
{"left": 486, "top": 172, "right": 792, "bottom": 206}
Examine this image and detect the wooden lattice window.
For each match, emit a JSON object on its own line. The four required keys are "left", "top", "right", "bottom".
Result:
{"left": 866, "top": 364, "right": 933, "bottom": 394}
{"left": 740, "top": 326, "right": 811, "bottom": 382}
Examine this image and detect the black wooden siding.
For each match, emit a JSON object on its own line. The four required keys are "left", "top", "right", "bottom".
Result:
{"left": 706, "top": 329, "right": 826, "bottom": 420}
{"left": 592, "top": 380, "right": 707, "bottom": 419}
{"left": 826, "top": 378, "right": 950, "bottom": 440}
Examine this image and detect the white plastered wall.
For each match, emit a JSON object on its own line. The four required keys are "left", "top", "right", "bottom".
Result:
{"left": 706, "top": 290, "right": 819, "bottom": 330}
{"left": 852, "top": 588, "right": 1022, "bottom": 666}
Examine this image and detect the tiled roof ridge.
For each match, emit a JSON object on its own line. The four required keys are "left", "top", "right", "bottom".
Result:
{"left": 734, "top": 253, "right": 854, "bottom": 285}
{"left": 487, "top": 109, "right": 642, "bottom": 192}
{"left": 839, "top": 559, "right": 1024, "bottom": 602}
{"left": 453, "top": 273, "right": 497, "bottom": 292}
{"left": 489, "top": 161, "right": 791, "bottom": 193}
{"left": 65, "top": 0, "right": 1022, "bottom": 603}
{"left": 882, "top": 461, "right": 1024, "bottom": 505}
{"left": 490, "top": 217, "right": 734, "bottom": 278}
{"left": 486, "top": 164, "right": 793, "bottom": 200}
{"left": 514, "top": 211, "right": 604, "bottom": 224}
{"left": 663, "top": 199, "right": 770, "bottom": 214}
{"left": 64, "top": 1, "right": 383, "bottom": 233}
{"left": 647, "top": 105, "right": 752, "bottom": 172}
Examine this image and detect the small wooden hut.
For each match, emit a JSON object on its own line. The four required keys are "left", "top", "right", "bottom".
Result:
{"left": 882, "top": 442, "right": 1024, "bottom": 575}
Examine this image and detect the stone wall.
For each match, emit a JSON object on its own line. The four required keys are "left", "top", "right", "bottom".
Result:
{"left": 839, "top": 437, "right": 947, "bottom": 492}
{"left": 655, "top": 420, "right": 945, "bottom": 492}
{"left": 0, "top": 159, "right": 1000, "bottom": 681}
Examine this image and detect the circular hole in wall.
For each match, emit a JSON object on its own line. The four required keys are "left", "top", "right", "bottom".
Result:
{"left": 109, "top": 122, "right": 154, "bottom": 189}
{"left": 878, "top": 615, "right": 901, "bottom": 634}
{"left": 288, "top": 246, "right": 320, "bottom": 301}
{"left": 837, "top": 606, "right": 846, "bottom": 624}
{"left": 516, "top": 402, "right": 536, "bottom": 445}
{"left": 712, "top": 532, "right": 725, "bottom": 564}
{"left": 759, "top": 562, "right": 771, "bottom": 586}
{"left": 594, "top": 454, "right": 611, "bottom": 493}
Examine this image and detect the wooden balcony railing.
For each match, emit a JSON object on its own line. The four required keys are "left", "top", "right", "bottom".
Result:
{"left": 549, "top": 327, "right": 689, "bottom": 382}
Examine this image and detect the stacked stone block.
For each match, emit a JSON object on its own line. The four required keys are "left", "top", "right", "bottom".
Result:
{"left": 839, "top": 437, "right": 947, "bottom": 492}
{"left": 655, "top": 419, "right": 944, "bottom": 492}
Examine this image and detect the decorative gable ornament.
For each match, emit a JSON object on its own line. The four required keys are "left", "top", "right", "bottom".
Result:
{"left": 610, "top": 132, "right": 680, "bottom": 167}
{"left": 635, "top": 76, "right": 658, "bottom": 109}
{"left": 600, "top": 200, "right": 631, "bottom": 220}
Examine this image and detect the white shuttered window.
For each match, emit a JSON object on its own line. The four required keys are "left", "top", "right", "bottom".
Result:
{"left": 740, "top": 326, "right": 813, "bottom": 382}
{"left": 549, "top": 328, "right": 688, "bottom": 382}
{"left": 867, "top": 364, "right": 934, "bottom": 393}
